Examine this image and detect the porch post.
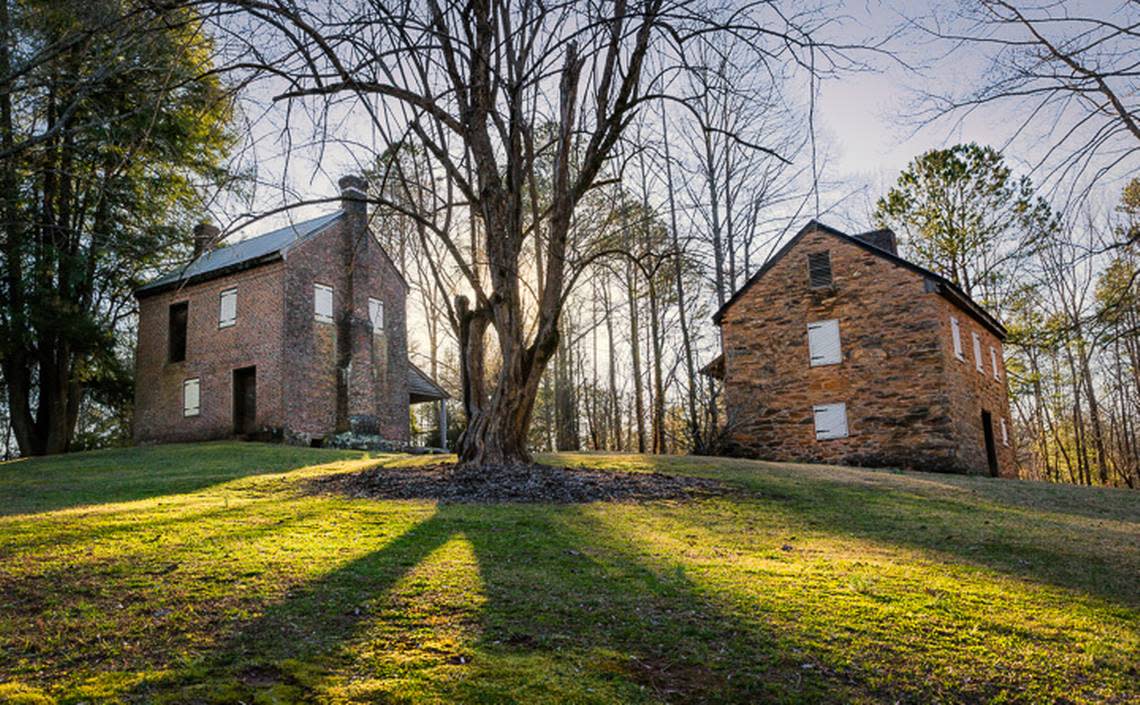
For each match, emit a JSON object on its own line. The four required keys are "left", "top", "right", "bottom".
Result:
{"left": 439, "top": 399, "right": 448, "bottom": 450}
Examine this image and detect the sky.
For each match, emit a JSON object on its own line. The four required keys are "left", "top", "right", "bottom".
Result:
{"left": 216, "top": 0, "right": 1134, "bottom": 242}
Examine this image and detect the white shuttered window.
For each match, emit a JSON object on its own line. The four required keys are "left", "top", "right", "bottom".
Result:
{"left": 368, "top": 297, "right": 384, "bottom": 332}
{"left": 183, "top": 378, "right": 200, "bottom": 417}
{"left": 990, "top": 347, "right": 1000, "bottom": 380}
{"left": 951, "top": 317, "right": 964, "bottom": 360}
{"left": 219, "top": 288, "right": 237, "bottom": 328}
{"left": 972, "top": 332, "right": 984, "bottom": 372}
{"left": 314, "top": 283, "right": 333, "bottom": 323}
{"left": 1000, "top": 418, "right": 1009, "bottom": 446}
{"left": 813, "top": 403, "right": 848, "bottom": 440}
{"left": 807, "top": 319, "right": 842, "bottom": 367}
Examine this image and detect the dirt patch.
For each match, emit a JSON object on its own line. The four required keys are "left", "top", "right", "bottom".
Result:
{"left": 307, "top": 462, "right": 730, "bottom": 504}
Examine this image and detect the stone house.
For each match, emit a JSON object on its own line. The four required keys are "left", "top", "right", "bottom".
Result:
{"left": 705, "top": 220, "right": 1015, "bottom": 477}
{"left": 133, "top": 176, "right": 447, "bottom": 446}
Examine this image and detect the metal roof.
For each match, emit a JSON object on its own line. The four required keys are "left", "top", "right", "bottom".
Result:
{"left": 136, "top": 211, "right": 344, "bottom": 296}
{"left": 408, "top": 362, "right": 449, "bottom": 403}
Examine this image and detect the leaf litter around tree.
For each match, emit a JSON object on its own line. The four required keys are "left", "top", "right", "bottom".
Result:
{"left": 307, "top": 461, "right": 732, "bottom": 504}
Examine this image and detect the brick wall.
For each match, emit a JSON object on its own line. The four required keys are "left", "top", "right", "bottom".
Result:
{"left": 134, "top": 262, "right": 286, "bottom": 443}
{"left": 719, "top": 226, "right": 1014, "bottom": 475}
{"left": 136, "top": 206, "right": 411, "bottom": 446}
{"left": 281, "top": 216, "right": 410, "bottom": 443}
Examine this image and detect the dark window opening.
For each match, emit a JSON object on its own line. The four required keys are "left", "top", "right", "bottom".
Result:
{"left": 168, "top": 302, "right": 188, "bottom": 363}
{"left": 808, "top": 252, "right": 832, "bottom": 288}
{"left": 309, "top": 438, "right": 324, "bottom": 448}
{"left": 981, "top": 410, "right": 999, "bottom": 477}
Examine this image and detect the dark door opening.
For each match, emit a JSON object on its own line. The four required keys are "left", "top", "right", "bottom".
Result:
{"left": 233, "top": 367, "right": 257, "bottom": 437}
{"left": 981, "top": 410, "right": 999, "bottom": 477}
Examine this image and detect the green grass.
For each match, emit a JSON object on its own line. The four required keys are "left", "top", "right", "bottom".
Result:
{"left": 0, "top": 443, "right": 1136, "bottom": 704}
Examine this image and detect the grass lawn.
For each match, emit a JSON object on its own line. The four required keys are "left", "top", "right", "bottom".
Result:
{"left": 0, "top": 443, "right": 1137, "bottom": 704}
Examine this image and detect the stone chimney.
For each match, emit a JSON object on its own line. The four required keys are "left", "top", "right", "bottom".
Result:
{"left": 853, "top": 228, "right": 898, "bottom": 256}
{"left": 192, "top": 222, "right": 220, "bottom": 259}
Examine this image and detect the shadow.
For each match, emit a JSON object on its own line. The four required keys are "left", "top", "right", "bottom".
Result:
{"left": 552, "top": 452, "right": 1140, "bottom": 524}
{"left": 10, "top": 478, "right": 1132, "bottom": 704}
{"left": 0, "top": 442, "right": 363, "bottom": 517}
{"left": 558, "top": 454, "right": 1140, "bottom": 608}
{"left": 117, "top": 503, "right": 885, "bottom": 704}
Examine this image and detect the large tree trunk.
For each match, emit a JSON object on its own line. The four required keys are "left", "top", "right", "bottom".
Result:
{"left": 457, "top": 328, "right": 555, "bottom": 466}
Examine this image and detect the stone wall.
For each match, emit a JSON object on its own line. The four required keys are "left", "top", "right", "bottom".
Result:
{"left": 719, "top": 225, "right": 1014, "bottom": 475}
{"left": 934, "top": 296, "right": 1016, "bottom": 476}
{"left": 134, "top": 262, "right": 286, "bottom": 442}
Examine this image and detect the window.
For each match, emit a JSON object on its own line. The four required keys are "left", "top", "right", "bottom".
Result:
{"left": 183, "top": 378, "right": 200, "bottom": 417}
{"left": 950, "top": 317, "right": 963, "bottom": 361}
{"left": 368, "top": 297, "right": 384, "bottom": 332}
{"left": 813, "top": 403, "right": 848, "bottom": 440}
{"left": 990, "top": 347, "right": 1000, "bottom": 380}
{"left": 219, "top": 288, "right": 237, "bottom": 328}
{"left": 808, "top": 252, "right": 832, "bottom": 288}
{"left": 972, "top": 332, "right": 984, "bottom": 373}
{"left": 168, "top": 302, "right": 188, "bottom": 363}
{"left": 807, "top": 319, "right": 842, "bottom": 366}
{"left": 1000, "top": 418, "right": 1009, "bottom": 447}
{"left": 314, "top": 283, "right": 333, "bottom": 323}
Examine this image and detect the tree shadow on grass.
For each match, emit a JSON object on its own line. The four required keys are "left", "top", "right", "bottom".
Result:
{"left": 0, "top": 443, "right": 363, "bottom": 517}
{"left": 563, "top": 455, "right": 1140, "bottom": 608}
{"left": 121, "top": 502, "right": 856, "bottom": 705}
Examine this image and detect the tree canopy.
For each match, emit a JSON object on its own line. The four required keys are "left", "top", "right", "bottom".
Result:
{"left": 0, "top": 0, "right": 236, "bottom": 455}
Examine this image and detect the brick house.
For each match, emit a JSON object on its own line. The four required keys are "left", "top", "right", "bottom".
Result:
{"left": 133, "top": 176, "right": 447, "bottom": 446}
{"left": 705, "top": 220, "right": 1015, "bottom": 477}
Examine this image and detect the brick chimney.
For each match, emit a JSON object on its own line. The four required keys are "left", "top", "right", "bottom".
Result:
{"left": 192, "top": 223, "right": 220, "bottom": 259}
{"left": 336, "top": 174, "right": 371, "bottom": 434}
{"left": 339, "top": 174, "right": 369, "bottom": 218}
{"left": 853, "top": 228, "right": 898, "bottom": 256}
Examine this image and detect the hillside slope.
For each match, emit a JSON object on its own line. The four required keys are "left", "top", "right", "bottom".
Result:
{"left": 0, "top": 443, "right": 1136, "bottom": 704}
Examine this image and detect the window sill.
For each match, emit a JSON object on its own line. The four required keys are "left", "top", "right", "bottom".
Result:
{"left": 219, "top": 321, "right": 236, "bottom": 329}
{"left": 314, "top": 316, "right": 334, "bottom": 324}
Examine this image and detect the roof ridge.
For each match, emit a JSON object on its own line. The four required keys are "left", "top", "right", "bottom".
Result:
{"left": 711, "top": 219, "right": 1006, "bottom": 338}
{"left": 136, "top": 210, "right": 344, "bottom": 296}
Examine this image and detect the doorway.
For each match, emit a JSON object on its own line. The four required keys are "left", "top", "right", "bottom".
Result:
{"left": 981, "top": 410, "right": 999, "bottom": 477}
{"left": 233, "top": 367, "right": 257, "bottom": 436}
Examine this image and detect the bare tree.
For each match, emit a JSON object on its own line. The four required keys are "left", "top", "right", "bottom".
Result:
{"left": 915, "top": 0, "right": 1139, "bottom": 208}
{"left": 220, "top": 0, "right": 847, "bottom": 465}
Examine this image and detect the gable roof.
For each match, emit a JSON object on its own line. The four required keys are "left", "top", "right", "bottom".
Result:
{"left": 712, "top": 219, "right": 1006, "bottom": 340}
{"left": 408, "top": 362, "right": 449, "bottom": 403}
{"left": 135, "top": 211, "right": 345, "bottom": 297}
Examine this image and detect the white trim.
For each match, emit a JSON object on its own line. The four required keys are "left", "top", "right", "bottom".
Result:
{"left": 183, "top": 378, "right": 200, "bottom": 417}
{"left": 807, "top": 319, "right": 842, "bottom": 367}
{"left": 314, "top": 283, "right": 334, "bottom": 323}
{"left": 813, "top": 402, "right": 848, "bottom": 440}
{"left": 972, "top": 332, "right": 984, "bottom": 373}
{"left": 990, "top": 347, "right": 1000, "bottom": 380}
{"left": 368, "top": 297, "right": 384, "bottom": 332}
{"left": 1000, "top": 417, "right": 1009, "bottom": 447}
{"left": 950, "top": 317, "right": 964, "bottom": 361}
{"left": 219, "top": 287, "right": 237, "bottom": 328}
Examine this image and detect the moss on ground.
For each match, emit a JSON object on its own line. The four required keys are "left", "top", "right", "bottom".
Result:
{"left": 0, "top": 443, "right": 1136, "bottom": 703}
